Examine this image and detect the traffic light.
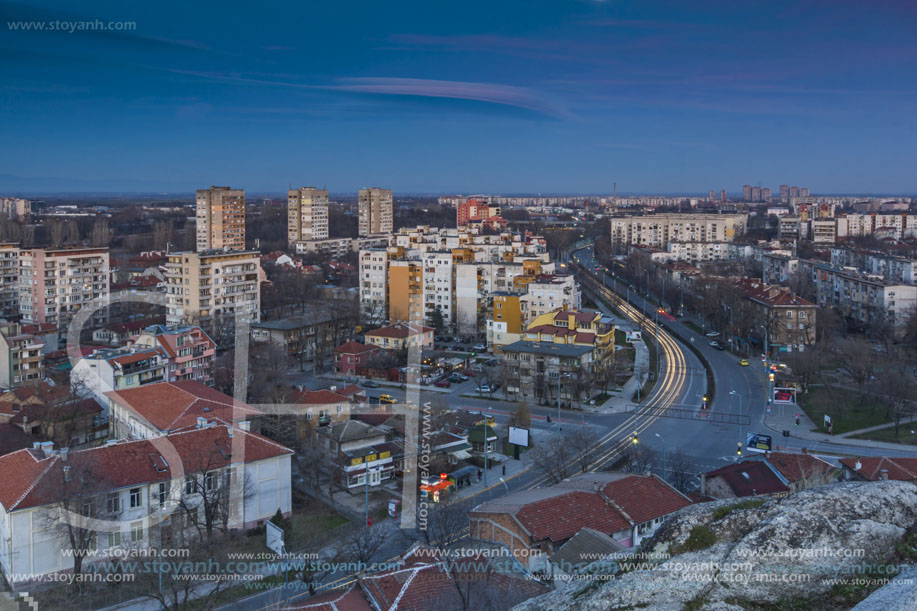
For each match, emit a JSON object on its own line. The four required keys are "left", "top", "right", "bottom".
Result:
{"left": 737, "top": 442, "right": 743, "bottom": 456}
{"left": 795, "top": 413, "right": 800, "bottom": 427}
{"left": 632, "top": 431, "right": 639, "bottom": 445}
{"left": 701, "top": 395, "right": 708, "bottom": 410}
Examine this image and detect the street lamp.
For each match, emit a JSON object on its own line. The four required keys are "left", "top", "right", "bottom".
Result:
{"left": 655, "top": 433, "right": 667, "bottom": 481}
{"left": 729, "top": 390, "right": 744, "bottom": 447}
{"left": 556, "top": 373, "right": 571, "bottom": 430}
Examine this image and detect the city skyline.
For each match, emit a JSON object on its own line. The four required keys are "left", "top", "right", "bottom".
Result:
{"left": 3, "top": 1, "right": 917, "bottom": 193}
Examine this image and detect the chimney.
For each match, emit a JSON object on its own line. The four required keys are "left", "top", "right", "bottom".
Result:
{"left": 227, "top": 427, "right": 234, "bottom": 438}
{"left": 63, "top": 465, "right": 71, "bottom": 482}
{"left": 700, "top": 473, "right": 707, "bottom": 496}
{"left": 40, "top": 441, "right": 54, "bottom": 456}
{"left": 593, "top": 480, "right": 600, "bottom": 493}
{"left": 880, "top": 469, "right": 889, "bottom": 481}
{"left": 60, "top": 447, "right": 69, "bottom": 462}
{"left": 32, "top": 441, "right": 41, "bottom": 450}
{"left": 239, "top": 420, "right": 251, "bottom": 432}
{"left": 197, "top": 417, "right": 207, "bottom": 429}
{"left": 801, "top": 447, "right": 808, "bottom": 454}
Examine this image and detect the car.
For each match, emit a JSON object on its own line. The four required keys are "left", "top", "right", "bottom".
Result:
{"left": 708, "top": 340, "right": 720, "bottom": 348}
{"left": 379, "top": 394, "right": 396, "bottom": 404}
{"left": 476, "top": 385, "right": 491, "bottom": 393}
{"left": 473, "top": 343, "right": 487, "bottom": 352}
{"left": 453, "top": 337, "right": 464, "bottom": 343}
{"left": 434, "top": 379, "right": 451, "bottom": 388}
{"left": 362, "top": 380, "right": 380, "bottom": 388}
{"left": 447, "top": 374, "right": 462, "bottom": 383}
{"left": 739, "top": 359, "right": 749, "bottom": 366}
{"left": 485, "top": 359, "right": 500, "bottom": 367}
{"left": 714, "top": 344, "right": 725, "bottom": 351}
{"left": 705, "top": 331, "right": 720, "bottom": 338}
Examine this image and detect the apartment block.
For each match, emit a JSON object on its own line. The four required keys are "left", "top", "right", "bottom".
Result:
{"left": 196, "top": 186, "right": 245, "bottom": 252}
{"left": 132, "top": 325, "right": 217, "bottom": 385}
{"left": 456, "top": 197, "right": 506, "bottom": 231}
{"left": 0, "top": 243, "right": 19, "bottom": 319}
{"left": 837, "top": 213, "right": 917, "bottom": 240}
{"left": 164, "top": 251, "right": 261, "bottom": 342}
{"left": 610, "top": 214, "right": 747, "bottom": 249}
{"left": 358, "top": 187, "right": 393, "bottom": 236}
{"left": 0, "top": 197, "right": 31, "bottom": 218}
{"left": 761, "top": 253, "right": 799, "bottom": 285}
{"left": 733, "top": 279, "right": 816, "bottom": 353}
{"left": 18, "top": 247, "right": 109, "bottom": 329}
{"left": 287, "top": 187, "right": 329, "bottom": 244}
{"left": 811, "top": 219, "right": 837, "bottom": 243}
{"left": 0, "top": 322, "right": 44, "bottom": 387}
{"left": 812, "top": 264, "right": 917, "bottom": 328}
{"left": 830, "top": 248, "right": 917, "bottom": 285}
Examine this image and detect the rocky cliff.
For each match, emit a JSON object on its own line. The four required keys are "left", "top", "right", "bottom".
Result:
{"left": 514, "top": 480, "right": 917, "bottom": 610}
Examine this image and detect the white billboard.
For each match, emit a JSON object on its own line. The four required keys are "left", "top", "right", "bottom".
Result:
{"left": 508, "top": 426, "right": 529, "bottom": 447}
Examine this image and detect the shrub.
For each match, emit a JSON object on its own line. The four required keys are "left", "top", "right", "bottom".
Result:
{"left": 677, "top": 525, "right": 716, "bottom": 553}
{"left": 712, "top": 499, "right": 766, "bottom": 521}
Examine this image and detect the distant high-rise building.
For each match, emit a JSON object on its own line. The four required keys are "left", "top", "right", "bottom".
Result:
{"left": 752, "top": 187, "right": 762, "bottom": 202}
{"left": 196, "top": 186, "right": 245, "bottom": 252}
{"left": 709, "top": 190, "right": 716, "bottom": 201}
{"left": 762, "top": 187, "right": 771, "bottom": 201}
{"left": 287, "top": 187, "right": 329, "bottom": 244}
{"left": 358, "top": 188, "right": 393, "bottom": 236}
{"left": 720, "top": 190, "right": 727, "bottom": 202}
{"left": 780, "top": 185, "right": 790, "bottom": 202}
{"left": 800, "top": 187, "right": 810, "bottom": 198}
{"left": 743, "top": 185, "right": 753, "bottom": 201}
{"left": 789, "top": 186, "right": 801, "bottom": 200}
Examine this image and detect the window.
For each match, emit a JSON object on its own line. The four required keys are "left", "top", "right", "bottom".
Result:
{"left": 129, "top": 488, "right": 142, "bottom": 508}
{"left": 205, "top": 471, "right": 217, "bottom": 492}
{"left": 107, "top": 493, "right": 120, "bottom": 515}
{"left": 158, "top": 482, "right": 170, "bottom": 505}
{"left": 130, "top": 521, "right": 144, "bottom": 543}
{"left": 108, "top": 531, "right": 121, "bottom": 548}
{"left": 184, "top": 475, "right": 196, "bottom": 495}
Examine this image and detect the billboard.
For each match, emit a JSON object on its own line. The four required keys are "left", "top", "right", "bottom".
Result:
{"left": 508, "top": 426, "right": 530, "bottom": 447}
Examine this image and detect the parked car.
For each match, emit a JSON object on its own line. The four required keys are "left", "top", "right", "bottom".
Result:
{"left": 453, "top": 336, "right": 465, "bottom": 343}
{"left": 363, "top": 380, "right": 380, "bottom": 388}
{"left": 450, "top": 373, "right": 469, "bottom": 382}
{"left": 434, "top": 379, "right": 451, "bottom": 388}
{"left": 739, "top": 359, "right": 749, "bottom": 366}
{"left": 705, "top": 331, "right": 720, "bottom": 338}
{"left": 485, "top": 359, "right": 500, "bottom": 367}
{"left": 473, "top": 343, "right": 487, "bottom": 352}
{"left": 708, "top": 341, "right": 720, "bottom": 348}
{"left": 379, "top": 394, "right": 397, "bottom": 404}
{"left": 476, "top": 385, "right": 491, "bottom": 393}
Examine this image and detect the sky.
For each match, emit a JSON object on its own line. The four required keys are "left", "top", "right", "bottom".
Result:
{"left": 2, "top": 0, "right": 917, "bottom": 194}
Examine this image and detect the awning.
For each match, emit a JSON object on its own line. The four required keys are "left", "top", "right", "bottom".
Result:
{"left": 452, "top": 450, "right": 472, "bottom": 460}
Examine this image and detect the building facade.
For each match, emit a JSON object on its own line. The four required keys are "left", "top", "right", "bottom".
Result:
{"left": 358, "top": 187, "right": 393, "bottom": 236}
{"left": 287, "top": 187, "right": 329, "bottom": 244}
{"left": 610, "top": 214, "right": 747, "bottom": 249}
{"left": 196, "top": 186, "right": 246, "bottom": 252}
{"left": 18, "top": 247, "right": 109, "bottom": 329}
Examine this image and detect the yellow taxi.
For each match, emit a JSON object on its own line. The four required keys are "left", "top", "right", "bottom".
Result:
{"left": 379, "top": 394, "right": 397, "bottom": 404}
{"left": 739, "top": 359, "right": 749, "bottom": 366}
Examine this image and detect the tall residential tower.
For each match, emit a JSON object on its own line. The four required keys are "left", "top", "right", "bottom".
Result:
{"left": 358, "top": 188, "right": 393, "bottom": 236}
{"left": 288, "top": 187, "right": 329, "bottom": 244}
{"left": 196, "top": 186, "right": 245, "bottom": 252}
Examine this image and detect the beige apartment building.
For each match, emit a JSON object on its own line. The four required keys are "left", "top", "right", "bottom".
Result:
{"left": 196, "top": 186, "right": 246, "bottom": 251}
{"left": 288, "top": 187, "right": 329, "bottom": 245}
{"left": 0, "top": 243, "right": 19, "bottom": 319}
{"left": 358, "top": 187, "right": 393, "bottom": 236}
{"left": 0, "top": 322, "right": 44, "bottom": 387}
{"left": 0, "top": 197, "right": 31, "bottom": 218}
{"left": 610, "top": 213, "right": 747, "bottom": 249}
{"left": 165, "top": 250, "right": 261, "bottom": 342}
{"left": 18, "top": 247, "right": 109, "bottom": 329}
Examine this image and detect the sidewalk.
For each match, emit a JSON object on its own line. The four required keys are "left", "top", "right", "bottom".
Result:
{"left": 598, "top": 341, "right": 648, "bottom": 414}
{"left": 761, "top": 401, "right": 917, "bottom": 453}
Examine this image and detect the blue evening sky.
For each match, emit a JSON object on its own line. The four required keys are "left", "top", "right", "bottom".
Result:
{"left": 2, "top": 0, "right": 916, "bottom": 194}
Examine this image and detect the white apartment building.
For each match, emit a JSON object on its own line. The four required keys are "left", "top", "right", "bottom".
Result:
{"left": 0, "top": 197, "right": 31, "bottom": 218}
{"left": 18, "top": 247, "right": 109, "bottom": 329}
{"left": 0, "top": 243, "right": 19, "bottom": 319}
{"left": 830, "top": 248, "right": 917, "bottom": 285}
{"left": 762, "top": 253, "right": 800, "bottom": 285}
{"left": 165, "top": 251, "right": 261, "bottom": 341}
{"left": 196, "top": 186, "right": 246, "bottom": 252}
{"left": 358, "top": 187, "right": 393, "bottom": 236}
{"left": 811, "top": 219, "right": 837, "bottom": 243}
{"left": 521, "top": 275, "right": 581, "bottom": 324}
{"left": 288, "top": 187, "right": 329, "bottom": 244}
{"left": 837, "top": 214, "right": 917, "bottom": 240}
{"left": 812, "top": 263, "right": 917, "bottom": 328}
{"left": 0, "top": 423, "right": 292, "bottom": 587}
{"left": 610, "top": 214, "right": 747, "bottom": 248}
{"left": 359, "top": 249, "right": 390, "bottom": 321}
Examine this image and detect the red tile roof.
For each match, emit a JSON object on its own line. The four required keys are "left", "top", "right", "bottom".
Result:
{"left": 294, "top": 389, "right": 349, "bottom": 405}
{"left": 765, "top": 452, "right": 836, "bottom": 483}
{"left": 0, "top": 424, "right": 291, "bottom": 512}
{"left": 110, "top": 348, "right": 164, "bottom": 366}
{"left": 599, "top": 475, "right": 693, "bottom": 524}
{"left": 105, "top": 380, "right": 260, "bottom": 432}
{"left": 705, "top": 461, "right": 789, "bottom": 497}
{"left": 334, "top": 341, "right": 378, "bottom": 355}
{"left": 515, "top": 491, "right": 631, "bottom": 542}
{"left": 20, "top": 322, "right": 58, "bottom": 334}
{"left": 839, "top": 456, "right": 917, "bottom": 481}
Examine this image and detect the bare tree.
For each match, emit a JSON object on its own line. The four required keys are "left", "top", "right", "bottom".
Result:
{"left": 508, "top": 401, "right": 531, "bottom": 430}
{"left": 153, "top": 220, "right": 175, "bottom": 251}
{"left": 614, "top": 443, "right": 657, "bottom": 475}
{"left": 49, "top": 219, "right": 66, "bottom": 247}
{"left": 64, "top": 219, "right": 80, "bottom": 245}
{"left": 417, "top": 497, "right": 471, "bottom": 547}
{"left": 89, "top": 218, "right": 113, "bottom": 247}
{"left": 177, "top": 449, "right": 254, "bottom": 543}
{"left": 342, "top": 523, "right": 388, "bottom": 565}
{"left": 567, "top": 426, "right": 600, "bottom": 473}
{"left": 665, "top": 449, "right": 696, "bottom": 493}
{"left": 529, "top": 433, "right": 572, "bottom": 484}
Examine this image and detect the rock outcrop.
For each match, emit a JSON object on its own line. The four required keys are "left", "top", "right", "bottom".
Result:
{"left": 514, "top": 480, "right": 917, "bottom": 610}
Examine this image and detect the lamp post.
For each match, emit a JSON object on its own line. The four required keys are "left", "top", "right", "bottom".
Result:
{"left": 556, "top": 373, "right": 571, "bottom": 431}
{"left": 759, "top": 323, "right": 771, "bottom": 403}
{"left": 730, "top": 390, "right": 744, "bottom": 448}
{"left": 655, "top": 433, "right": 667, "bottom": 481}
{"left": 724, "top": 305, "right": 734, "bottom": 352}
